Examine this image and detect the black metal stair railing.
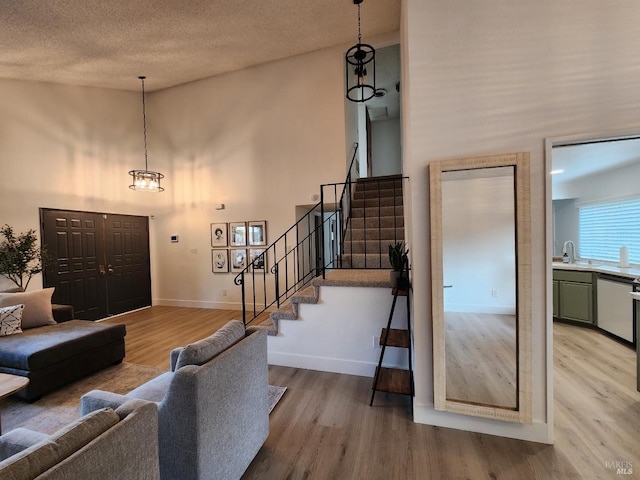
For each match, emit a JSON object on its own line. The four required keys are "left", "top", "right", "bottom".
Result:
{"left": 233, "top": 144, "right": 359, "bottom": 325}
{"left": 234, "top": 142, "right": 408, "bottom": 326}
{"left": 320, "top": 175, "right": 406, "bottom": 273}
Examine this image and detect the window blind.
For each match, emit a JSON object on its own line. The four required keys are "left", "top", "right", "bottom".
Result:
{"left": 578, "top": 197, "right": 640, "bottom": 265}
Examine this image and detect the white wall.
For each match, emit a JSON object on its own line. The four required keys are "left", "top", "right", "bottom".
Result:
{"left": 403, "top": 0, "right": 640, "bottom": 443}
{"left": 371, "top": 118, "right": 402, "bottom": 176}
{"left": 557, "top": 162, "right": 640, "bottom": 204}
{"left": 268, "top": 285, "right": 409, "bottom": 376}
{"left": 149, "top": 47, "right": 347, "bottom": 309}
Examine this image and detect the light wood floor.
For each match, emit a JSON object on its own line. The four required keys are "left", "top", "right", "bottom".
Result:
{"left": 105, "top": 307, "right": 639, "bottom": 480}
{"left": 445, "top": 312, "right": 517, "bottom": 408}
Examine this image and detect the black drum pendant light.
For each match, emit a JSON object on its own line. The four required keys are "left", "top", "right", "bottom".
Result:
{"left": 129, "top": 76, "right": 164, "bottom": 192}
{"left": 345, "top": 0, "right": 376, "bottom": 102}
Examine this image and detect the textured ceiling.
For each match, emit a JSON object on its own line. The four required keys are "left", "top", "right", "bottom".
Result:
{"left": 0, "top": 0, "right": 400, "bottom": 92}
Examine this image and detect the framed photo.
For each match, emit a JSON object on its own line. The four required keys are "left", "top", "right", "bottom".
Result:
{"left": 249, "top": 248, "right": 267, "bottom": 271}
{"left": 230, "top": 222, "right": 247, "bottom": 246}
{"left": 211, "top": 223, "right": 228, "bottom": 247}
{"left": 211, "top": 249, "right": 229, "bottom": 273}
{"left": 248, "top": 220, "right": 267, "bottom": 246}
{"left": 230, "top": 248, "right": 248, "bottom": 273}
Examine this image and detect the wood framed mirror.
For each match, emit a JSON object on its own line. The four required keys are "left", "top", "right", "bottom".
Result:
{"left": 430, "top": 153, "right": 532, "bottom": 424}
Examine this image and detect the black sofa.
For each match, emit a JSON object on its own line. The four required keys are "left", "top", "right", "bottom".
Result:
{"left": 0, "top": 289, "right": 126, "bottom": 401}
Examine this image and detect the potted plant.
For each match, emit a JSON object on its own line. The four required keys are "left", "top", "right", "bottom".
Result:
{"left": 388, "top": 241, "right": 409, "bottom": 288}
{"left": 0, "top": 224, "right": 50, "bottom": 290}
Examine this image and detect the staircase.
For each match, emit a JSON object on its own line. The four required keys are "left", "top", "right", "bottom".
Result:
{"left": 235, "top": 161, "right": 407, "bottom": 330}
{"left": 258, "top": 173, "right": 406, "bottom": 335}
{"left": 261, "top": 269, "right": 393, "bottom": 335}
{"left": 341, "top": 175, "right": 405, "bottom": 269}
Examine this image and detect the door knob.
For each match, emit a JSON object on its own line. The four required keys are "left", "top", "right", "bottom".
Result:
{"left": 99, "top": 265, "right": 106, "bottom": 277}
{"left": 107, "top": 264, "right": 114, "bottom": 274}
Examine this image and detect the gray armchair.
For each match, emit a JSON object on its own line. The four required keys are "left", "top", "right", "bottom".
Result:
{"left": 81, "top": 321, "right": 269, "bottom": 480}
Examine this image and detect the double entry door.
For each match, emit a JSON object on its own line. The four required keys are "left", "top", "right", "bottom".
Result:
{"left": 40, "top": 209, "right": 152, "bottom": 320}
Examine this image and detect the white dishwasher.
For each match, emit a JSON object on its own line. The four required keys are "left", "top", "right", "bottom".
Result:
{"left": 597, "top": 276, "right": 634, "bottom": 342}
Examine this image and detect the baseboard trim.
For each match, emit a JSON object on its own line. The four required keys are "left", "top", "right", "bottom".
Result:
{"left": 155, "top": 299, "right": 243, "bottom": 310}
{"left": 267, "top": 350, "right": 379, "bottom": 377}
{"left": 413, "top": 403, "right": 553, "bottom": 444}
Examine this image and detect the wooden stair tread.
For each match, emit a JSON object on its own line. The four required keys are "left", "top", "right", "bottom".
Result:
{"left": 380, "top": 328, "right": 409, "bottom": 348}
{"left": 372, "top": 367, "right": 412, "bottom": 395}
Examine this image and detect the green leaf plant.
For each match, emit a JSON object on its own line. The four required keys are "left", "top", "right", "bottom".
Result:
{"left": 388, "top": 241, "right": 409, "bottom": 272}
{"left": 0, "top": 224, "right": 51, "bottom": 290}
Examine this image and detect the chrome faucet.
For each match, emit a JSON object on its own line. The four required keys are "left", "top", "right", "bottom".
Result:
{"left": 562, "top": 240, "right": 576, "bottom": 263}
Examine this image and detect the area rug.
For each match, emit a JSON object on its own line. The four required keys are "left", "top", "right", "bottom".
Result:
{"left": 268, "top": 385, "right": 287, "bottom": 414}
{"left": 1, "top": 363, "right": 287, "bottom": 434}
{"left": 1, "top": 362, "right": 165, "bottom": 434}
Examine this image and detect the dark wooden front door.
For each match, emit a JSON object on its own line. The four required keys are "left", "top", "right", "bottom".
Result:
{"left": 40, "top": 209, "right": 151, "bottom": 320}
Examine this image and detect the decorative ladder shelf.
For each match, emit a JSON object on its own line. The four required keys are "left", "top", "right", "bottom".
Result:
{"left": 370, "top": 263, "right": 414, "bottom": 407}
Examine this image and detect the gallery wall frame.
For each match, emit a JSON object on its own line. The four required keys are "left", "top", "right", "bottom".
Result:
{"left": 249, "top": 248, "right": 266, "bottom": 271}
{"left": 210, "top": 221, "right": 268, "bottom": 274}
{"left": 211, "top": 249, "right": 229, "bottom": 273}
{"left": 230, "top": 222, "right": 247, "bottom": 247}
{"left": 248, "top": 221, "right": 267, "bottom": 246}
{"left": 211, "top": 223, "right": 228, "bottom": 247}
{"left": 230, "top": 248, "right": 248, "bottom": 273}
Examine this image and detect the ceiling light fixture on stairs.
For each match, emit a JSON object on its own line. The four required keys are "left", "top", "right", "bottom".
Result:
{"left": 129, "top": 76, "right": 164, "bottom": 192}
{"left": 345, "top": 0, "right": 376, "bottom": 103}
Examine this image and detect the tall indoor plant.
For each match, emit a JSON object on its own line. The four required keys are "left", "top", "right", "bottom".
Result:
{"left": 0, "top": 224, "right": 50, "bottom": 290}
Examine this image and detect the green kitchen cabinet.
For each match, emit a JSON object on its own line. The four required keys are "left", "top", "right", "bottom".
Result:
{"left": 553, "top": 270, "right": 595, "bottom": 325}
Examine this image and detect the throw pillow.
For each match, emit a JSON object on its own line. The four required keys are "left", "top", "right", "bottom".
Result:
{"left": 0, "top": 288, "right": 56, "bottom": 329}
{"left": 0, "top": 304, "right": 24, "bottom": 337}
{"left": 175, "top": 319, "right": 245, "bottom": 369}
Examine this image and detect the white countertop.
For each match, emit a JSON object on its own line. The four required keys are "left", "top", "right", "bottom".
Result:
{"left": 629, "top": 292, "right": 640, "bottom": 300}
{"left": 552, "top": 262, "right": 640, "bottom": 280}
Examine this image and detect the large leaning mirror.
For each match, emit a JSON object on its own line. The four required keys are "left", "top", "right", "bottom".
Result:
{"left": 430, "top": 153, "right": 532, "bottom": 423}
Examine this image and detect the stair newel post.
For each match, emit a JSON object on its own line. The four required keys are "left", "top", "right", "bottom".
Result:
{"left": 234, "top": 271, "right": 246, "bottom": 325}
{"left": 393, "top": 178, "right": 399, "bottom": 245}
{"left": 320, "top": 186, "right": 326, "bottom": 279}
{"left": 332, "top": 183, "right": 338, "bottom": 268}
{"left": 342, "top": 180, "right": 352, "bottom": 269}
{"left": 305, "top": 213, "right": 311, "bottom": 278}
{"left": 295, "top": 221, "right": 301, "bottom": 285}
{"left": 377, "top": 178, "right": 382, "bottom": 267}
{"left": 274, "top": 263, "right": 280, "bottom": 308}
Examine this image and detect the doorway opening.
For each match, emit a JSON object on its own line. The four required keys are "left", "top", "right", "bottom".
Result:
{"left": 547, "top": 132, "right": 640, "bottom": 447}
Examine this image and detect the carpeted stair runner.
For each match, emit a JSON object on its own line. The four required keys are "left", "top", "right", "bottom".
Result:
{"left": 255, "top": 176, "right": 405, "bottom": 335}
{"left": 342, "top": 175, "right": 405, "bottom": 269}
{"left": 257, "top": 269, "right": 392, "bottom": 335}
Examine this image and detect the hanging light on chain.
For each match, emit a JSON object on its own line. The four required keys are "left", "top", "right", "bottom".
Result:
{"left": 345, "top": 0, "right": 376, "bottom": 102}
{"left": 129, "top": 76, "right": 164, "bottom": 192}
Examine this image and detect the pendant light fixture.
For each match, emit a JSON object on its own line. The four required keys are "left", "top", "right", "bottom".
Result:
{"left": 129, "top": 76, "right": 164, "bottom": 192}
{"left": 345, "top": 0, "right": 376, "bottom": 103}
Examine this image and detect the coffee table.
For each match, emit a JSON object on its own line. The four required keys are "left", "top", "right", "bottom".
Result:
{"left": 0, "top": 373, "right": 30, "bottom": 433}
